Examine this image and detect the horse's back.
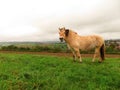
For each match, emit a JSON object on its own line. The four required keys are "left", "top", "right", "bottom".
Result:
{"left": 92, "top": 35, "right": 104, "bottom": 46}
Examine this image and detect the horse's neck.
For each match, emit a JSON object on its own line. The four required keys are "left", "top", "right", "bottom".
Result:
{"left": 65, "top": 31, "right": 78, "bottom": 43}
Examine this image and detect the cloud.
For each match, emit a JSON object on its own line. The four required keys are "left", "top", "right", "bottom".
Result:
{"left": 35, "top": 0, "right": 120, "bottom": 40}
{"left": 0, "top": 0, "right": 120, "bottom": 41}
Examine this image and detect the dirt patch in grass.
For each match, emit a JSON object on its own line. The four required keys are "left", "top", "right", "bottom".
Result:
{"left": 0, "top": 51, "right": 119, "bottom": 58}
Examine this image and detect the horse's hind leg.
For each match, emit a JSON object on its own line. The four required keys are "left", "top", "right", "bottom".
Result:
{"left": 92, "top": 48, "right": 99, "bottom": 62}
{"left": 78, "top": 53, "right": 82, "bottom": 63}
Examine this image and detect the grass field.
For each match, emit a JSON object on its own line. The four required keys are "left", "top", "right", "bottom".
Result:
{"left": 0, "top": 53, "right": 120, "bottom": 90}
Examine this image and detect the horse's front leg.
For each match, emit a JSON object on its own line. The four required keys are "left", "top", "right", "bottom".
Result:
{"left": 72, "top": 50, "right": 76, "bottom": 62}
{"left": 75, "top": 49, "right": 82, "bottom": 63}
{"left": 69, "top": 46, "right": 77, "bottom": 62}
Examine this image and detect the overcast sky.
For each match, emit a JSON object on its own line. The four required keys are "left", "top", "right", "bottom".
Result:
{"left": 0, "top": 0, "right": 120, "bottom": 42}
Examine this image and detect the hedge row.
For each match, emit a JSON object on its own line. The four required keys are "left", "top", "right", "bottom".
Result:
{"left": 0, "top": 44, "right": 119, "bottom": 54}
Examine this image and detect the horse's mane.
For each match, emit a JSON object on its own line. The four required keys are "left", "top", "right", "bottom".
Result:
{"left": 69, "top": 30, "right": 77, "bottom": 35}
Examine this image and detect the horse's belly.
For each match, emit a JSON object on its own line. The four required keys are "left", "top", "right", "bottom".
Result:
{"left": 80, "top": 44, "right": 96, "bottom": 51}
{"left": 88, "top": 44, "right": 96, "bottom": 49}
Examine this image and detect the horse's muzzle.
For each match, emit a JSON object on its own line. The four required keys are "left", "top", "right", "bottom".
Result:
{"left": 59, "top": 38, "right": 64, "bottom": 42}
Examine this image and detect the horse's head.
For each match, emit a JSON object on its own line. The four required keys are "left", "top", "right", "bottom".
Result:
{"left": 59, "top": 27, "right": 69, "bottom": 42}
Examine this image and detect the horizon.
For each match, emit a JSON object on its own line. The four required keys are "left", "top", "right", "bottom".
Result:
{"left": 0, "top": 38, "right": 120, "bottom": 43}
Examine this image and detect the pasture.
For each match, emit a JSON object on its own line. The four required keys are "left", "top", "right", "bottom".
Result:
{"left": 0, "top": 53, "right": 120, "bottom": 90}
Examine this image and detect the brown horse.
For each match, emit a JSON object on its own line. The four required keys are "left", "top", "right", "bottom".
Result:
{"left": 59, "top": 27, "right": 105, "bottom": 63}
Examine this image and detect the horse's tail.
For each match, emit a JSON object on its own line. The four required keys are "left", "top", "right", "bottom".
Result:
{"left": 100, "top": 44, "right": 105, "bottom": 61}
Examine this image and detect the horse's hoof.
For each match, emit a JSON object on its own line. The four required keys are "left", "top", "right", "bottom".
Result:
{"left": 79, "top": 61, "right": 82, "bottom": 63}
{"left": 73, "top": 60, "right": 76, "bottom": 62}
{"left": 98, "top": 61, "right": 102, "bottom": 63}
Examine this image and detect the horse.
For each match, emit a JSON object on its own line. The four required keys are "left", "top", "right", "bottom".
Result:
{"left": 58, "top": 27, "right": 105, "bottom": 63}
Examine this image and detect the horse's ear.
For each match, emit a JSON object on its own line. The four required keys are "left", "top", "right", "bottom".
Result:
{"left": 65, "top": 29, "right": 69, "bottom": 37}
{"left": 63, "top": 27, "right": 65, "bottom": 30}
{"left": 59, "top": 27, "right": 61, "bottom": 29}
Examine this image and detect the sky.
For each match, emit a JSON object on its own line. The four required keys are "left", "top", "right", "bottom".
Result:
{"left": 0, "top": 0, "right": 120, "bottom": 42}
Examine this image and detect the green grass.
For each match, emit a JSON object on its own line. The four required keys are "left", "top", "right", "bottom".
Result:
{"left": 0, "top": 53, "right": 120, "bottom": 90}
